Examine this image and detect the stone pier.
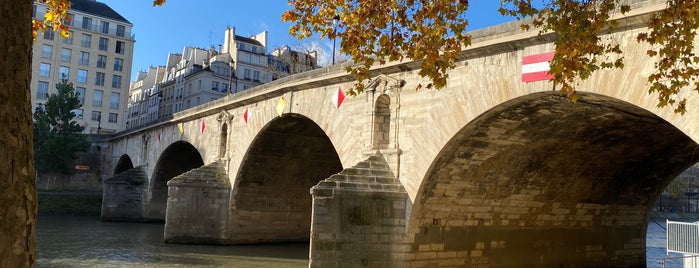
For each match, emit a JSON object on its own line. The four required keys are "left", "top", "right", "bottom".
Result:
{"left": 309, "top": 153, "right": 409, "bottom": 268}
{"left": 164, "top": 161, "right": 231, "bottom": 244}
{"left": 101, "top": 166, "right": 148, "bottom": 221}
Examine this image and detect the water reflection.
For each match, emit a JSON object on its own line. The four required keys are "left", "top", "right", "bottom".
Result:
{"left": 37, "top": 215, "right": 688, "bottom": 267}
{"left": 37, "top": 215, "right": 308, "bottom": 268}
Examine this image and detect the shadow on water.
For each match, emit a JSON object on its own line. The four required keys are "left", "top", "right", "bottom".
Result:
{"left": 36, "top": 215, "right": 308, "bottom": 268}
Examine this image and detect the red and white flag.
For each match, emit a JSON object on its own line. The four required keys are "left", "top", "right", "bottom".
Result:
{"left": 522, "top": 52, "right": 555, "bottom": 82}
{"left": 332, "top": 86, "right": 345, "bottom": 109}
{"left": 243, "top": 107, "right": 250, "bottom": 124}
{"left": 157, "top": 132, "right": 161, "bottom": 142}
{"left": 200, "top": 120, "right": 206, "bottom": 133}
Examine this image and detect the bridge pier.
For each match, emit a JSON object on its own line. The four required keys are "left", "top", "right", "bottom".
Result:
{"left": 164, "top": 161, "right": 231, "bottom": 244}
{"left": 309, "top": 153, "right": 409, "bottom": 268}
{"left": 101, "top": 166, "right": 149, "bottom": 221}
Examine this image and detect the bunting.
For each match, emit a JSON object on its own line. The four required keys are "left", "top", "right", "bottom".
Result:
{"left": 332, "top": 86, "right": 345, "bottom": 109}
{"left": 201, "top": 120, "right": 206, "bottom": 133}
{"left": 522, "top": 52, "right": 555, "bottom": 82}
{"left": 243, "top": 107, "right": 250, "bottom": 123}
{"left": 276, "top": 97, "right": 286, "bottom": 117}
{"left": 177, "top": 123, "right": 184, "bottom": 136}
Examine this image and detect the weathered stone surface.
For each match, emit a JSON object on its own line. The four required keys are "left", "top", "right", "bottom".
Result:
{"left": 310, "top": 153, "right": 409, "bottom": 268}
{"left": 164, "top": 161, "right": 230, "bottom": 244}
{"left": 101, "top": 1, "right": 699, "bottom": 266}
{"left": 101, "top": 166, "right": 148, "bottom": 222}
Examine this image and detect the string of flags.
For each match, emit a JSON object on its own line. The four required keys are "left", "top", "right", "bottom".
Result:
{"left": 173, "top": 86, "right": 348, "bottom": 133}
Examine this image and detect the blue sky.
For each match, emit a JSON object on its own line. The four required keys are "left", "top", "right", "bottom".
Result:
{"left": 99, "top": 1, "right": 515, "bottom": 81}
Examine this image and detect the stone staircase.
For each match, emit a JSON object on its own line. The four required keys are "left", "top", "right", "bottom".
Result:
{"left": 104, "top": 165, "right": 147, "bottom": 186}
{"left": 312, "top": 152, "right": 404, "bottom": 197}
{"left": 168, "top": 160, "right": 229, "bottom": 189}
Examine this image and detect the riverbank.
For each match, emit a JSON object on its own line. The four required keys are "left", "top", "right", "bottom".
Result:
{"left": 38, "top": 191, "right": 102, "bottom": 216}
{"left": 651, "top": 211, "right": 699, "bottom": 222}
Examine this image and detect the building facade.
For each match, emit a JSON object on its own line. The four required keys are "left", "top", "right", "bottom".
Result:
{"left": 127, "top": 27, "right": 318, "bottom": 128}
{"left": 32, "top": 0, "right": 134, "bottom": 134}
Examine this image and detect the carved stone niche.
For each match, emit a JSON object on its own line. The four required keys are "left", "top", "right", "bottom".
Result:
{"left": 216, "top": 110, "right": 234, "bottom": 125}
{"left": 365, "top": 74, "right": 405, "bottom": 96}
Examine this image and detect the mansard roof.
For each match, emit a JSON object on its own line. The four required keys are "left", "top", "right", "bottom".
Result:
{"left": 70, "top": 0, "right": 131, "bottom": 24}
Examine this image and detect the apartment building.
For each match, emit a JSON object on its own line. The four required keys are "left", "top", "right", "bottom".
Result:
{"left": 126, "top": 66, "right": 165, "bottom": 129}
{"left": 222, "top": 27, "right": 269, "bottom": 93}
{"left": 32, "top": 0, "right": 134, "bottom": 134}
{"left": 269, "top": 45, "right": 318, "bottom": 80}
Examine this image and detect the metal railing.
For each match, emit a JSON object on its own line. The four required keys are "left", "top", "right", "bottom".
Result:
{"left": 668, "top": 220, "right": 699, "bottom": 255}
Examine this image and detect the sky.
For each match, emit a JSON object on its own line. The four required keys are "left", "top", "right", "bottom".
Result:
{"left": 98, "top": 1, "right": 516, "bottom": 82}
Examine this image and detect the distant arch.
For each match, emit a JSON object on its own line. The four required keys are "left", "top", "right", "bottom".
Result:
{"left": 148, "top": 141, "right": 204, "bottom": 221}
{"left": 113, "top": 154, "right": 134, "bottom": 175}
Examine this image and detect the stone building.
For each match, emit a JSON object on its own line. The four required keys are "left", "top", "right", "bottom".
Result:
{"left": 32, "top": 0, "right": 134, "bottom": 134}
{"left": 126, "top": 66, "right": 165, "bottom": 130}
{"left": 269, "top": 45, "right": 318, "bottom": 80}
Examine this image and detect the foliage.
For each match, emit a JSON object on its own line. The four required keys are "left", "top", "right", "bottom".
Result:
{"left": 33, "top": 79, "right": 89, "bottom": 174}
{"left": 283, "top": 0, "right": 699, "bottom": 113}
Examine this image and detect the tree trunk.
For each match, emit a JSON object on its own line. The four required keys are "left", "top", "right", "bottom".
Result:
{"left": 0, "top": 1, "right": 37, "bottom": 267}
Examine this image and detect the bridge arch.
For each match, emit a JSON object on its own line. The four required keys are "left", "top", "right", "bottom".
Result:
{"left": 406, "top": 91, "right": 698, "bottom": 267}
{"left": 149, "top": 140, "right": 204, "bottom": 221}
{"left": 113, "top": 154, "right": 134, "bottom": 175}
{"left": 230, "top": 113, "right": 343, "bottom": 243}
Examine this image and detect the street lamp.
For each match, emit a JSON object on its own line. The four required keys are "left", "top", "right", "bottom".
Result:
{"left": 332, "top": 15, "right": 340, "bottom": 65}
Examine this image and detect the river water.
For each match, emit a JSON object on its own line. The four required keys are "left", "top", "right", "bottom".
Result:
{"left": 37, "top": 215, "right": 687, "bottom": 267}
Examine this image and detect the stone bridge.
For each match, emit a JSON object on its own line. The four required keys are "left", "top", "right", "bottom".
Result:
{"left": 102, "top": 2, "right": 699, "bottom": 267}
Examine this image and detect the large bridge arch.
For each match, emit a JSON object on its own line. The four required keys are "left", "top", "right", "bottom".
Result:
{"left": 148, "top": 140, "right": 204, "bottom": 221}
{"left": 405, "top": 91, "right": 699, "bottom": 267}
{"left": 113, "top": 154, "right": 134, "bottom": 175}
{"left": 230, "top": 113, "right": 343, "bottom": 243}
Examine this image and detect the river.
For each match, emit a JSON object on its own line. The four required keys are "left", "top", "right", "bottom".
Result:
{"left": 37, "top": 215, "right": 686, "bottom": 267}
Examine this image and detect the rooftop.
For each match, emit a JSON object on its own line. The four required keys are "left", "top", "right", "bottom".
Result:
{"left": 70, "top": 0, "right": 131, "bottom": 24}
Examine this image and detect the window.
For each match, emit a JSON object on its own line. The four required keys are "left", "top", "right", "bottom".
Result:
{"left": 91, "top": 111, "right": 101, "bottom": 121}
{"left": 253, "top": 55, "right": 261, "bottom": 65}
{"left": 32, "top": 5, "right": 37, "bottom": 18}
{"left": 65, "top": 13, "right": 74, "bottom": 26}
{"left": 82, "top": 17, "right": 92, "bottom": 30}
{"left": 60, "top": 48, "right": 71, "bottom": 62}
{"left": 116, "top": 25, "right": 125, "bottom": 37}
{"left": 76, "top": 87, "right": 85, "bottom": 104}
{"left": 112, "top": 75, "right": 122, "bottom": 88}
{"left": 98, "top": 37, "right": 108, "bottom": 51}
{"left": 252, "top": 46, "right": 258, "bottom": 53}
{"left": 77, "top": 69, "right": 87, "bottom": 84}
{"left": 198, "top": 80, "right": 201, "bottom": 90}
{"left": 81, "top": 34, "right": 91, "bottom": 48}
{"left": 59, "top": 66, "right": 69, "bottom": 79}
{"left": 100, "top": 21, "right": 109, "bottom": 34}
{"left": 253, "top": 70, "right": 260, "bottom": 82}
{"left": 41, "top": 45, "right": 52, "bottom": 59}
{"left": 115, "top": 41, "right": 125, "bottom": 54}
{"left": 93, "top": 90, "right": 103, "bottom": 107}
{"left": 95, "top": 72, "right": 105, "bottom": 86}
{"left": 97, "top": 55, "right": 107, "bottom": 68}
{"left": 108, "top": 113, "right": 118, "bottom": 123}
{"left": 113, "top": 58, "right": 123, "bottom": 72}
{"left": 63, "top": 31, "right": 73, "bottom": 44}
{"left": 79, "top": 51, "right": 89, "bottom": 65}
{"left": 244, "top": 69, "right": 251, "bottom": 80}
{"left": 211, "top": 81, "right": 219, "bottom": 91}
{"left": 73, "top": 109, "right": 83, "bottom": 119}
{"left": 43, "top": 28, "right": 54, "bottom": 40}
{"left": 222, "top": 83, "right": 228, "bottom": 93}
{"left": 109, "top": 92, "right": 120, "bottom": 109}
{"left": 37, "top": 81, "right": 49, "bottom": 99}
{"left": 39, "top": 63, "right": 50, "bottom": 77}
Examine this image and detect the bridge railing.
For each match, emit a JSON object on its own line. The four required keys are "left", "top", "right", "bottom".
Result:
{"left": 667, "top": 220, "right": 699, "bottom": 255}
